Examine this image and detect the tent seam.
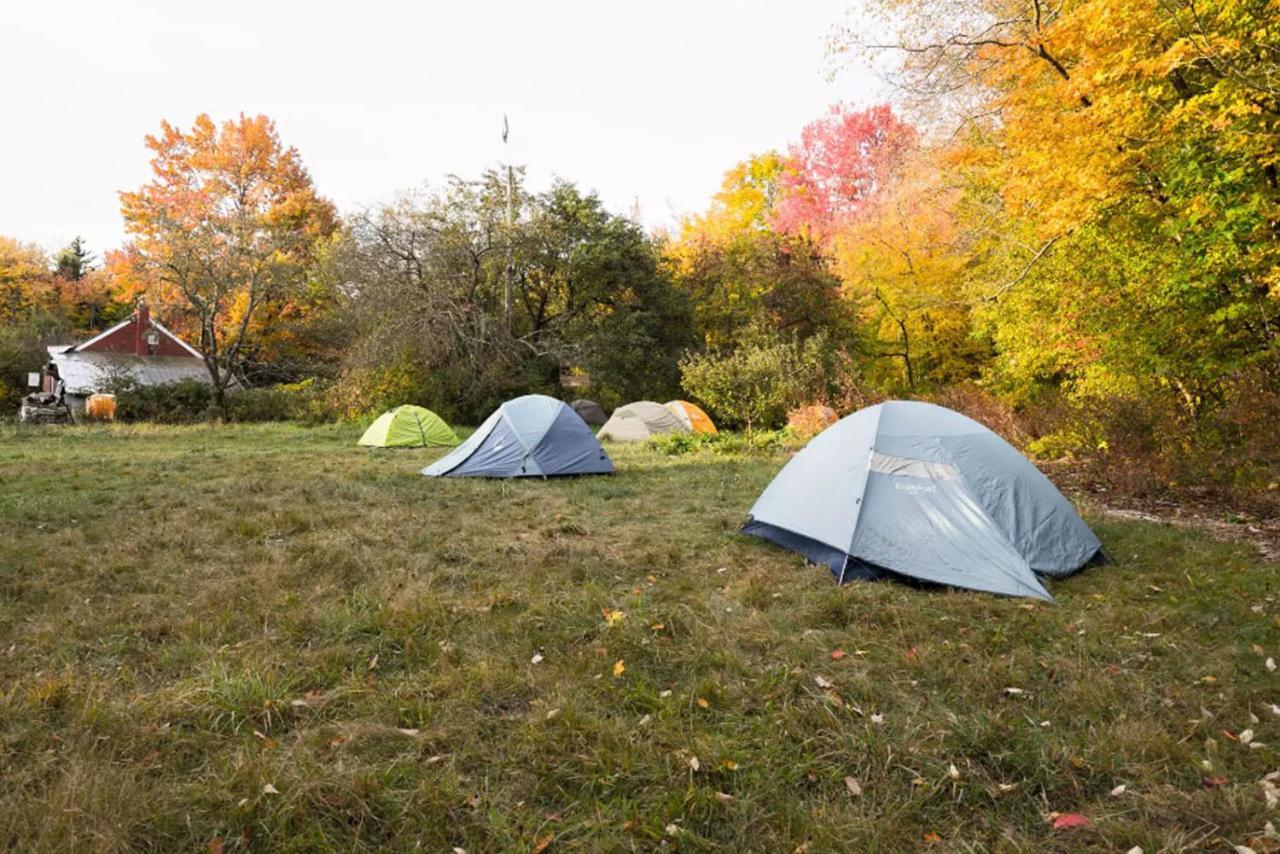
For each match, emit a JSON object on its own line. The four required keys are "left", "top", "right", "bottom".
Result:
{"left": 844, "top": 403, "right": 883, "bottom": 560}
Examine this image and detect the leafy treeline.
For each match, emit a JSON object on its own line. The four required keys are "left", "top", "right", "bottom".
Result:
{"left": 0, "top": 0, "right": 1275, "bottom": 501}
{"left": 673, "top": 0, "right": 1279, "bottom": 497}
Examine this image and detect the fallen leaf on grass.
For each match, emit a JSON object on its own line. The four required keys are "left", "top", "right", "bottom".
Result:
{"left": 1203, "top": 775, "right": 1229, "bottom": 788}
{"left": 689, "top": 756, "right": 700, "bottom": 771}
{"left": 997, "top": 783, "right": 1018, "bottom": 793}
{"left": 659, "top": 690, "right": 673, "bottom": 698}
{"left": 1267, "top": 657, "right": 1277, "bottom": 673}
{"left": 1004, "top": 687, "right": 1025, "bottom": 696}
{"left": 602, "top": 608, "right": 624, "bottom": 627}
{"left": 948, "top": 763, "right": 960, "bottom": 781}
{"left": 530, "top": 652, "right": 544, "bottom": 665}
{"left": 922, "top": 831, "right": 942, "bottom": 844}
{"left": 844, "top": 776, "right": 862, "bottom": 796}
{"left": 397, "top": 728, "right": 420, "bottom": 737}
{"left": 1240, "top": 729, "right": 1255, "bottom": 745}
{"left": 1052, "top": 813, "right": 1089, "bottom": 832}
{"left": 814, "top": 676, "right": 833, "bottom": 689}
{"left": 532, "top": 831, "right": 554, "bottom": 853}
{"left": 696, "top": 697, "right": 710, "bottom": 709}
{"left": 830, "top": 649, "right": 846, "bottom": 660}
{"left": 367, "top": 654, "right": 379, "bottom": 671}
{"left": 1110, "top": 784, "right": 1127, "bottom": 796}
{"left": 723, "top": 759, "right": 738, "bottom": 771}
{"left": 870, "top": 713, "right": 885, "bottom": 725}
{"left": 613, "top": 660, "right": 625, "bottom": 678}
{"left": 262, "top": 783, "right": 279, "bottom": 795}
{"left": 545, "top": 708, "right": 560, "bottom": 721}
{"left": 714, "top": 791, "right": 735, "bottom": 803}
{"left": 209, "top": 837, "right": 224, "bottom": 854}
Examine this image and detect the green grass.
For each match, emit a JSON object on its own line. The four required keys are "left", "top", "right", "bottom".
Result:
{"left": 0, "top": 422, "right": 1276, "bottom": 852}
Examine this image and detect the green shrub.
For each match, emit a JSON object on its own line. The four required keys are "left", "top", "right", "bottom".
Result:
{"left": 648, "top": 428, "right": 797, "bottom": 457}
{"left": 109, "top": 377, "right": 218, "bottom": 423}
{"left": 680, "top": 330, "right": 860, "bottom": 430}
{"left": 108, "top": 377, "right": 339, "bottom": 424}
{"left": 0, "top": 312, "right": 62, "bottom": 412}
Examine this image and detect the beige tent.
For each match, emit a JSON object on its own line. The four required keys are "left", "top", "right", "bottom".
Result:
{"left": 597, "top": 400, "right": 689, "bottom": 441}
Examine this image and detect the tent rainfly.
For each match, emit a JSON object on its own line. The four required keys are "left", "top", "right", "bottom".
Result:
{"left": 664, "top": 400, "right": 717, "bottom": 434}
{"left": 570, "top": 399, "right": 608, "bottom": 426}
{"left": 422, "top": 394, "right": 613, "bottom": 478}
{"left": 596, "top": 400, "right": 689, "bottom": 442}
{"left": 743, "top": 400, "right": 1106, "bottom": 601}
{"left": 359, "top": 405, "right": 459, "bottom": 448}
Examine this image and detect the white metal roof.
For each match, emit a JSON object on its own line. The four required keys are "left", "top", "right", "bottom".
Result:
{"left": 47, "top": 347, "right": 212, "bottom": 395}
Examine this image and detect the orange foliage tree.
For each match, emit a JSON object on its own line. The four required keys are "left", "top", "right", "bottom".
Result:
{"left": 119, "top": 114, "right": 336, "bottom": 410}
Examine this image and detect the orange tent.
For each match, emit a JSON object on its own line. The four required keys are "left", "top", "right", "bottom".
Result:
{"left": 664, "top": 400, "right": 717, "bottom": 434}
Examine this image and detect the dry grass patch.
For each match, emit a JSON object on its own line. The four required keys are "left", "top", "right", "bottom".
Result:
{"left": 0, "top": 422, "right": 1277, "bottom": 851}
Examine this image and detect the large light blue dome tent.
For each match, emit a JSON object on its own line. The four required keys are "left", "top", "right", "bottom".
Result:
{"left": 422, "top": 394, "right": 614, "bottom": 479}
{"left": 743, "top": 401, "right": 1106, "bottom": 601}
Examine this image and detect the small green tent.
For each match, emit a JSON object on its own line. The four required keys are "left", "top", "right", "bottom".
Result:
{"left": 358, "top": 405, "right": 458, "bottom": 448}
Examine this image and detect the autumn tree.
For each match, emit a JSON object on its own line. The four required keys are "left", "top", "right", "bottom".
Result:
{"left": 119, "top": 114, "right": 337, "bottom": 412}
{"left": 773, "top": 103, "right": 916, "bottom": 244}
{"left": 827, "top": 0, "right": 1280, "bottom": 488}
{"left": 830, "top": 151, "right": 989, "bottom": 390}
{"left": 665, "top": 152, "right": 855, "bottom": 350}
{"left": 0, "top": 237, "right": 56, "bottom": 408}
{"left": 0, "top": 236, "right": 49, "bottom": 325}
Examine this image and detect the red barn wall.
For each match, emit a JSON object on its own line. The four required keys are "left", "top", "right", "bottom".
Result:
{"left": 80, "top": 318, "right": 197, "bottom": 358}
{"left": 80, "top": 322, "right": 137, "bottom": 353}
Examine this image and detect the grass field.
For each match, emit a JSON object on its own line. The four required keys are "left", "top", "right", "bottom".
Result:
{"left": 1, "top": 423, "right": 1277, "bottom": 852}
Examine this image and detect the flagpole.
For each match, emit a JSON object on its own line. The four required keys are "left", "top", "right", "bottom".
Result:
{"left": 504, "top": 114, "right": 514, "bottom": 334}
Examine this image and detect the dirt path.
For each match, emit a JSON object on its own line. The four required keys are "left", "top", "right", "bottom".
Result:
{"left": 1079, "top": 498, "right": 1280, "bottom": 563}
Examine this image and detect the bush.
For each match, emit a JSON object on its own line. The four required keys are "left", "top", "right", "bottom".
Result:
{"left": 648, "top": 428, "right": 797, "bottom": 457}
{"left": 786, "top": 404, "right": 839, "bottom": 439}
{"left": 228, "top": 379, "right": 336, "bottom": 424}
{"left": 0, "top": 312, "right": 62, "bottom": 413}
{"left": 108, "top": 377, "right": 340, "bottom": 424}
{"left": 680, "top": 330, "right": 863, "bottom": 430}
{"left": 109, "top": 377, "right": 219, "bottom": 423}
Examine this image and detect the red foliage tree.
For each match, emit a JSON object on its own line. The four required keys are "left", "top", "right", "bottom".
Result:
{"left": 772, "top": 103, "right": 916, "bottom": 244}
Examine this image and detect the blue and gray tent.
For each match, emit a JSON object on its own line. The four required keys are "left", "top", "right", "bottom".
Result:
{"left": 422, "top": 394, "right": 614, "bottom": 479}
{"left": 743, "top": 401, "right": 1105, "bottom": 601}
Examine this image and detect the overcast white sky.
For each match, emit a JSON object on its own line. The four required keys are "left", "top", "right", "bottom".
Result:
{"left": 1, "top": 0, "right": 882, "bottom": 255}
